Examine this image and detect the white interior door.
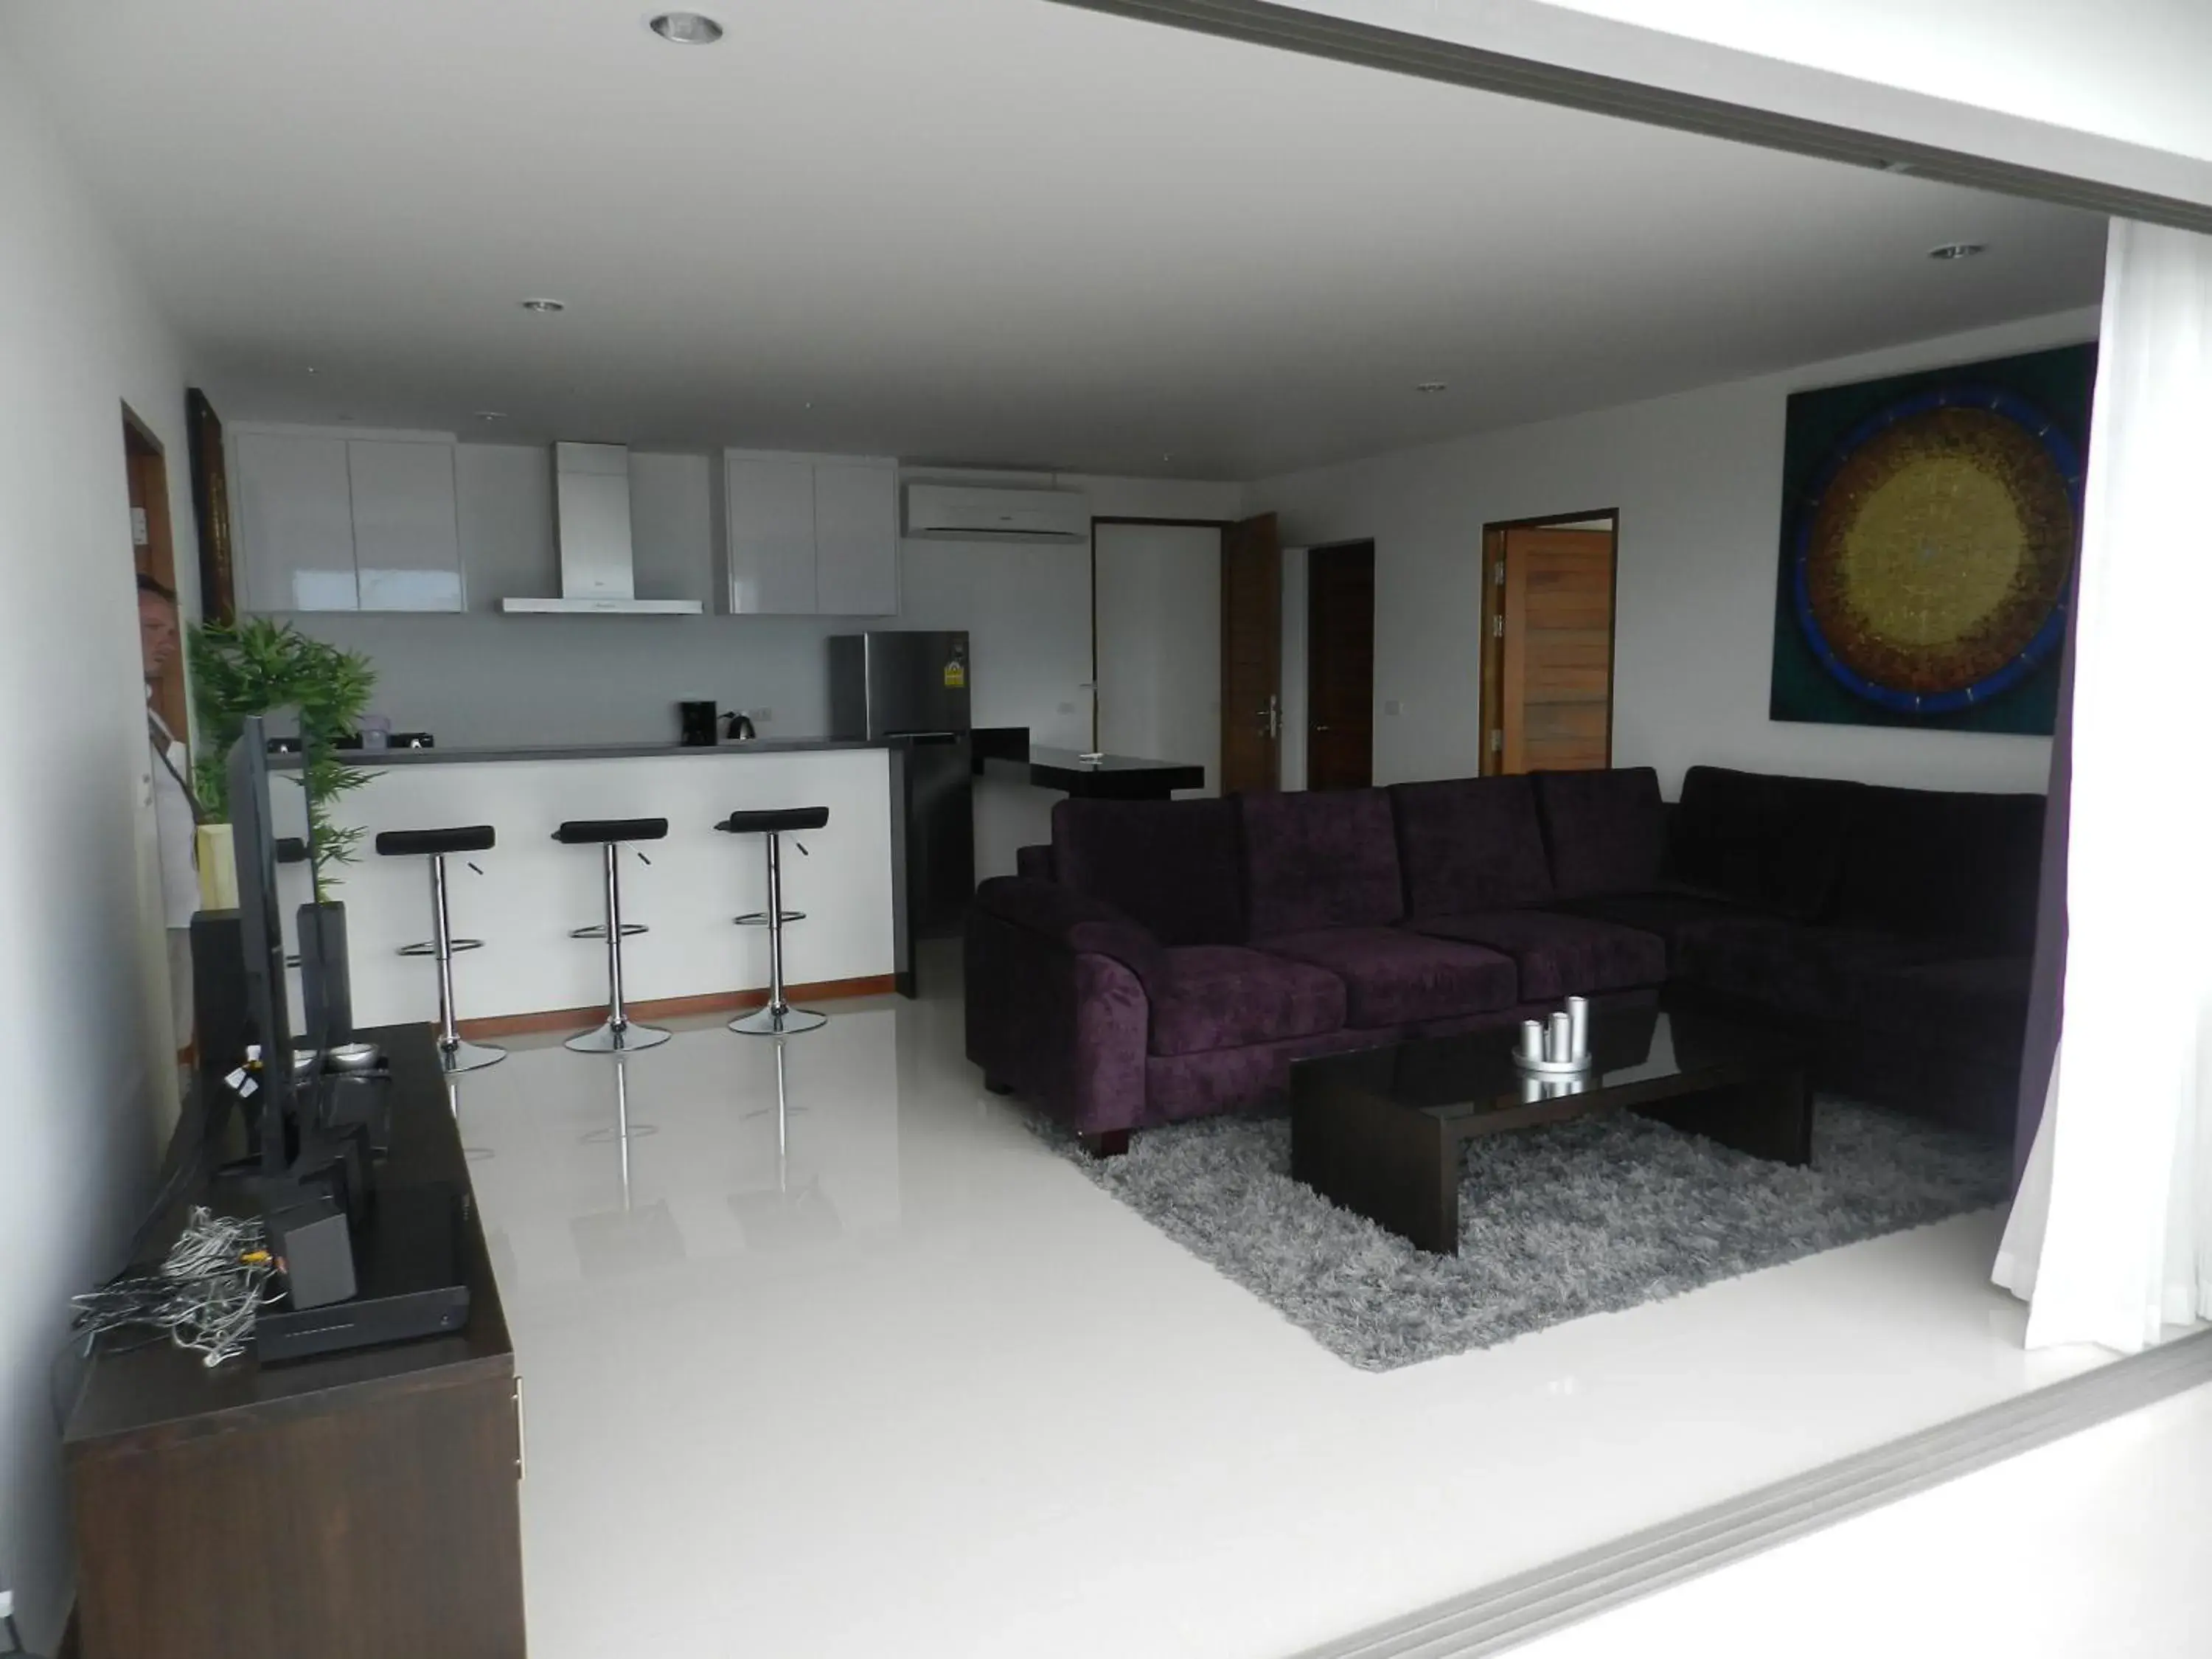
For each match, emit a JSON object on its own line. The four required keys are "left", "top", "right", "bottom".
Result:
{"left": 1093, "top": 522, "right": 1221, "bottom": 790}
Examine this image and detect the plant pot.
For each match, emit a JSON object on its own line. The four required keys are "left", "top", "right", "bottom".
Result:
{"left": 296, "top": 899, "right": 354, "bottom": 1046}
{"left": 196, "top": 821, "right": 239, "bottom": 911}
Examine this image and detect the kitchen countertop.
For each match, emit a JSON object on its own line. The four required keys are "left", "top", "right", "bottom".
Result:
{"left": 320, "top": 737, "right": 891, "bottom": 768}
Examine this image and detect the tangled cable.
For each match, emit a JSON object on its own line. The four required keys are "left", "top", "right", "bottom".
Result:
{"left": 71, "top": 1208, "right": 279, "bottom": 1368}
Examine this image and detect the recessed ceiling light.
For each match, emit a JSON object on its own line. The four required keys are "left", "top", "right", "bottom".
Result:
{"left": 305, "top": 366, "right": 319, "bottom": 375}
{"left": 649, "top": 11, "right": 723, "bottom": 44}
{"left": 1928, "top": 242, "right": 1988, "bottom": 261}
{"left": 520, "top": 297, "right": 566, "bottom": 313}
{"left": 474, "top": 410, "right": 508, "bottom": 422}
{"left": 1416, "top": 380, "right": 1448, "bottom": 394}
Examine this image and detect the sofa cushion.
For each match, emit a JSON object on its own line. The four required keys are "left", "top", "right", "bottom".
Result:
{"left": 1532, "top": 768, "right": 1667, "bottom": 900}
{"left": 1674, "top": 916, "right": 1946, "bottom": 1020}
{"left": 1053, "top": 796, "right": 1245, "bottom": 947}
{"left": 1832, "top": 785, "right": 2045, "bottom": 954}
{"left": 1240, "top": 788, "right": 1405, "bottom": 936}
{"left": 1390, "top": 776, "right": 1553, "bottom": 916}
{"left": 1547, "top": 890, "right": 1745, "bottom": 964}
{"left": 1856, "top": 955, "right": 2032, "bottom": 1059}
{"left": 1146, "top": 945, "right": 1348, "bottom": 1057}
{"left": 1257, "top": 928, "right": 1517, "bottom": 1026}
{"left": 1412, "top": 910, "right": 1666, "bottom": 1001}
{"left": 1670, "top": 766, "right": 1861, "bottom": 922}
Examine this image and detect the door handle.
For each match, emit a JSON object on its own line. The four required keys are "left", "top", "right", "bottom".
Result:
{"left": 1260, "top": 695, "right": 1281, "bottom": 741}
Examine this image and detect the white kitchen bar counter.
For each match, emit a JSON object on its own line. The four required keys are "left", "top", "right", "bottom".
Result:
{"left": 285, "top": 741, "right": 900, "bottom": 1030}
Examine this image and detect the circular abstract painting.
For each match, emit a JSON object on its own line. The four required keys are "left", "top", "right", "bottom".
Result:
{"left": 1791, "top": 386, "right": 2081, "bottom": 714}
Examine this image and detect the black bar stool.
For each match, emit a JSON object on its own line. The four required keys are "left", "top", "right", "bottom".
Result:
{"left": 554, "top": 817, "right": 672, "bottom": 1053}
{"left": 717, "top": 807, "right": 830, "bottom": 1036}
{"left": 374, "top": 825, "right": 504, "bottom": 1074}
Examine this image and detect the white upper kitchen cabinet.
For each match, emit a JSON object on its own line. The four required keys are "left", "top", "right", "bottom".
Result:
{"left": 813, "top": 460, "right": 900, "bottom": 616}
{"left": 233, "top": 431, "right": 359, "bottom": 612}
{"left": 348, "top": 439, "right": 464, "bottom": 611}
{"left": 723, "top": 453, "right": 819, "bottom": 615}
{"left": 723, "top": 450, "right": 898, "bottom": 616}
{"left": 229, "top": 425, "right": 464, "bottom": 613}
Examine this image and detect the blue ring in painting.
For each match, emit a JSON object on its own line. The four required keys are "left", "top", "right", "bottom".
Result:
{"left": 1790, "top": 384, "right": 2082, "bottom": 714}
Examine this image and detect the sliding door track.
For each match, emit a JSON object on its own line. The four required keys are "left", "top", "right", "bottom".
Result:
{"left": 1294, "top": 1326, "right": 2212, "bottom": 1657}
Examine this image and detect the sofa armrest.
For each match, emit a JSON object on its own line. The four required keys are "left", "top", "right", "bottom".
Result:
{"left": 1015, "top": 843, "right": 1057, "bottom": 882}
{"left": 965, "top": 880, "right": 1153, "bottom": 1137}
{"left": 970, "top": 875, "right": 1166, "bottom": 987}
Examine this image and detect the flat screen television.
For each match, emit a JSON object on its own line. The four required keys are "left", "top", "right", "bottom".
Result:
{"left": 226, "top": 709, "right": 328, "bottom": 1175}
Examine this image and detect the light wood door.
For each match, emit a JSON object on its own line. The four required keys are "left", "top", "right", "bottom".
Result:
{"left": 1497, "top": 525, "right": 1615, "bottom": 773}
{"left": 1220, "top": 512, "right": 1281, "bottom": 793}
{"left": 126, "top": 415, "right": 187, "bottom": 740}
{"left": 1307, "top": 540, "right": 1374, "bottom": 790}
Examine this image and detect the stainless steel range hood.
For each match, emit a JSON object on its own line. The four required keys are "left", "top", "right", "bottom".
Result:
{"left": 500, "top": 442, "right": 703, "bottom": 614}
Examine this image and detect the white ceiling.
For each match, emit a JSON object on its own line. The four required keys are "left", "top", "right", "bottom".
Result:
{"left": 1, "top": 0, "right": 2107, "bottom": 479}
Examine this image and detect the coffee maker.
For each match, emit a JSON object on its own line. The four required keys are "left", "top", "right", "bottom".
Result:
{"left": 678, "top": 700, "right": 717, "bottom": 747}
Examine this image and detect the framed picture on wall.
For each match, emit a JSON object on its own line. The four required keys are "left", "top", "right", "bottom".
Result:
{"left": 1767, "top": 341, "right": 2095, "bottom": 737}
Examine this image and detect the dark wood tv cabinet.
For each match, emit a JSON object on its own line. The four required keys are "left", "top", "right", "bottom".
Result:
{"left": 63, "top": 1023, "right": 525, "bottom": 1659}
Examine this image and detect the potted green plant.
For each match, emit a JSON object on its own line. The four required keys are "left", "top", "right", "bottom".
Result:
{"left": 189, "top": 619, "right": 377, "bottom": 897}
{"left": 189, "top": 619, "right": 378, "bottom": 1039}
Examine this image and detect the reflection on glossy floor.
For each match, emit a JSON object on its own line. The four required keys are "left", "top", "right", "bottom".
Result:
{"left": 453, "top": 961, "right": 2110, "bottom": 1659}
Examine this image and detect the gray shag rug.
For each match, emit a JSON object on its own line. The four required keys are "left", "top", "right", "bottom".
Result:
{"left": 1048, "top": 1101, "right": 2010, "bottom": 1371}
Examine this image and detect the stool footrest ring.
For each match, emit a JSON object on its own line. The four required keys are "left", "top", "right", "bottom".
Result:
{"left": 399, "top": 938, "right": 485, "bottom": 958}
{"left": 570, "top": 922, "right": 650, "bottom": 941}
{"left": 734, "top": 910, "right": 807, "bottom": 926}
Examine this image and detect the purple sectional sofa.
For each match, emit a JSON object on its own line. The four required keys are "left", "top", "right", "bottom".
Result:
{"left": 965, "top": 765, "right": 2043, "bottom": 1152}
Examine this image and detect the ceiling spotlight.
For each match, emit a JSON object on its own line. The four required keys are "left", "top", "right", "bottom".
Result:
{"left": 1927, "top": 243, "right": 1987, "bottom": 261}
{"left": 1416, "top": 380, "right": 1448, "bottom": 394}
{"left": 474, "top": 410, "right": 508, "bottom": 422}
{"left": 649, "top": 11, "right": 724, "bottom": 44}
{"left": 519, "top": 297, "right": 566, "bottom": 313}
{"left": 305, "top": 366, "right": 319, "bottom": 375}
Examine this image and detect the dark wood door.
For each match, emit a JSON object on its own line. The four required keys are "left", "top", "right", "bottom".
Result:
{"left": 1220, "top": 512, "right": 1281, "bottom": 793}
{"left": 1499, "top": 526, "right": 1615, "bottom": 773}
{"left": 1307, "top": 541, "right": 1374, "bottom": 790}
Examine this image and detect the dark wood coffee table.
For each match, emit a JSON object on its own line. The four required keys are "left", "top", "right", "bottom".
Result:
{"left": 1289, "top": 993, "right": 1812, "bottom": 1255}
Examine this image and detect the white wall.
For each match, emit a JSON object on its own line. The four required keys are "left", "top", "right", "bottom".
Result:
{"left": 0, "top": 46, "right": 198, "bottom": 1650}
{"left": 1249, "top": 307, "right": 2100, "bottom": 799}
{"left": 1094, "top": 522, "right": 1222, "bottom": 793}
{"left": 1279, "top": 546, "right": 1311, "bottom": 791}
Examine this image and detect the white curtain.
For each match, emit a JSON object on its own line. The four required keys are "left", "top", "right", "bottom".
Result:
{"left": 1994, "top": 219, "right": 2212, "bottom": 1353}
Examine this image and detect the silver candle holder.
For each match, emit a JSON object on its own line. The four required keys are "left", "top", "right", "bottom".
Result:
{"left": 1513, "top": 995, "right": 1592, "bottom": 1075}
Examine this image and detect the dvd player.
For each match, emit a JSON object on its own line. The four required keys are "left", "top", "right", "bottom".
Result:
{"left": 257, "top": 1183, "right": 472, "bottom": 1364}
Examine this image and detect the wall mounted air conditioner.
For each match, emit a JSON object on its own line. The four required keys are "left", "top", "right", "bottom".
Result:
{"left": 903, "top": 483, "right": 1089, "bottom": 543}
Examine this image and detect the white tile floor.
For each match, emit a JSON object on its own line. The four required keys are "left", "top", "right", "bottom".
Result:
{"left": 453, "top": 972, "right": 2113, "bottom": 1659}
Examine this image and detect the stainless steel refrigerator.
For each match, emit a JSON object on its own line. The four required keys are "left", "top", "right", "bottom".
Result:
{"left": 828, "top": 632, "right": 975, "bottom": 969}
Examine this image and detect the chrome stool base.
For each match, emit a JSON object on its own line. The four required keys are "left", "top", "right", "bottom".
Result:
{"left": 438, "top": 1036, "right": 508, "bottom": 1074}
{"left": 376, "top": 828, "right": 506, "bottom": 1079}
{"left": 566, "top": 1019, "right": 673, "bottom": 1054}
{"left": 730, "top": 1004, "right": 828, "bottom": 1037}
